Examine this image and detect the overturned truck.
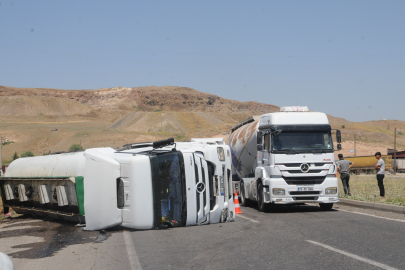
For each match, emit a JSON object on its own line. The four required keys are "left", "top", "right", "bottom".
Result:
{"left": 0, "top": 138, "right": 235, "bottom": 230}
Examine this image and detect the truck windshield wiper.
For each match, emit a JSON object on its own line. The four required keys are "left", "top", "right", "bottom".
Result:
{"left": 277, "top": 149, "right": 300, "bottom": 154}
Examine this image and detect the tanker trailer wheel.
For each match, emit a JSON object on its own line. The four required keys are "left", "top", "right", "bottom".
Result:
{"left": 257, "top": 182, "right": 269, "bottom": 212}
{"left": 319, "top": 203, "right": 333, "bottom": 211}
{"left": 240, "top": 182, "right": 250, "bottom": 207}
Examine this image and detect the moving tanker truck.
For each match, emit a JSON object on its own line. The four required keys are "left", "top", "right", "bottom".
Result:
{"left": 229, "top": 106, "right": 341, "bottom": 212}
{"left": 0, "top": 138, "right": 235, "bottom": 230}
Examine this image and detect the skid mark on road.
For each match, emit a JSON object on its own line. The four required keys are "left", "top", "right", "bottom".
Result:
{"left": 0, "top": 225, "right": 41, "bottom": 232}
{"left": 306, "top": 240, "right": 398, "bottom": 270}
{"left": 338, "top": 209, "right": 405, "bottom": 223}
{"left": 124, "top": 231, "right": 143, "bottom": 270}
{"left": 0, "top": 236, "right": 45, "bottom": 254}
{"left": 0, "top": 220, "right": 43, "bottom": 228}
{"left": 237, "top": 214, "right": 259, "bottom": 223}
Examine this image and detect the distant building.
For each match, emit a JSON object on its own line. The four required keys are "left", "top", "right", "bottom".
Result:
{"left": 387, "top": 149, "right": 405, "bottom": 159}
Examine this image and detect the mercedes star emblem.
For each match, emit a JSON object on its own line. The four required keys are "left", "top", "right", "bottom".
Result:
{"left": 300, "top": 163, "right": 310, "bottom": 173}
{"left": 196, "top": 182, "right": 206, "bottom": 193}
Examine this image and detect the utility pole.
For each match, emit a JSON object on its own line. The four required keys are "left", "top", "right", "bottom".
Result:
{"left": 0, "top": 137, "right": 2, "bottom": 176}
{"left": 354, "top": 134, "right": 357, "bottom": 157}
{"left": 394, "top": 128, "right": 397, "bottom": 174}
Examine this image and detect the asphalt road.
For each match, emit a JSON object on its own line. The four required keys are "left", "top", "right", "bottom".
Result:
{"left": 2, "top": 204, "right": 405, "bottom": 270}
{"left": 128, "top": 205, "right": 405, "bottom": 270}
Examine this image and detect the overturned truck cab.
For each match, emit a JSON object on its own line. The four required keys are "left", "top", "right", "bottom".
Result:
{"left": 0, "top": 138, "right": 235, "bottom": 230}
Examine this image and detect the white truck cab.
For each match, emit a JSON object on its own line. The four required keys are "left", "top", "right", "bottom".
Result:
{"left": 229, "top": 106, "right": 340, "bottom": 212}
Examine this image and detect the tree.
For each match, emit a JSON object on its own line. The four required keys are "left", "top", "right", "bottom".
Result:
{"left": 69, "top": 144, "right": 84, "bottom": 152}
{"left": 21, "top": 151, "right": 34, "bottom": 157}
{"left": 12, "top": 152, "right": 19, "bottom": 160}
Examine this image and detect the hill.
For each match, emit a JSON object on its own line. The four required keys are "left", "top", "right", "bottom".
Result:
{"left": 0, "top": 85, "right": 403, "bottom": 164}
{"left": 0, "top": 85, "right": 279, "bottom": 163}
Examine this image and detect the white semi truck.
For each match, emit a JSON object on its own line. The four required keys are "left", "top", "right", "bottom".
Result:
{"left": 229, "top": 106, "right": 341, "bottom": 212}
{"left": 0, "top": 138, "right": 235, "bottom": 230}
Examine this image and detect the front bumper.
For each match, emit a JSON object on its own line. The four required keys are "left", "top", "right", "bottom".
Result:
{"left": 264, "top": 176, "right": 339, "bottom": 204}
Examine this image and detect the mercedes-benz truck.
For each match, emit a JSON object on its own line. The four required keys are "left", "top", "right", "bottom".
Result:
{"left": 1, "top": 138, "right": 235, "bottom": 230}
{"left": 229, "top": 106, "right": 341, "bottom": 212}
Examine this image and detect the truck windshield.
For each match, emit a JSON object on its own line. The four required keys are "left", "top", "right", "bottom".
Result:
{"left": 150, "top": 151, "right": 186, "bottom": 228}
{"left": 271, "top": 131, "right": 333, "bottom": 153}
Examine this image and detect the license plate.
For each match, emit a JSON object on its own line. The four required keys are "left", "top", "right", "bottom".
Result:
{"left": 298, "top": 187, "right": 313, "bottom": 191}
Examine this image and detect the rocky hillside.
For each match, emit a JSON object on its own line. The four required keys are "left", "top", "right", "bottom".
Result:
{"left": 0, "top": 85, "right": 279, "bottom": 161}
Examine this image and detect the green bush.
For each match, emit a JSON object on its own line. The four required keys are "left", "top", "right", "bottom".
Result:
{"left": 69, "top": 144, "right": 84, "bottom": 152}
{"left": 154, "top": 109, "right": 162, "bottom": 112}
{"left": 12, "top": 152, "right": 19, "bottom": 160}
{"left": 21, "top": 151, "right": 34, "bottom": 157}
{"left": 341, "top": 125, "right": 345, "bottom": 129}
{"left": 397, "top": 131, "right": 404, "bottom": 135}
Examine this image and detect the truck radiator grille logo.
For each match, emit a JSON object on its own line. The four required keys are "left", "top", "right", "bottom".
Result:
{"left": 300, "top": 163, "right": 310, "bottom": 173}
{"left": 196, "top": 182, "right": 206, "bottom": 193}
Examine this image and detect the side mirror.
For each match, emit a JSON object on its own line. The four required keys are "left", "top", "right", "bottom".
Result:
{"left": 336, "top": 129, "right": 342, "bottom": 143}
{"left": 337, "top": 144, "right": 342, "bottom": 151}
{"left": 257, "top": 145, "right": 263, "bottom": 151}
{"left": 257, "top": 132, "right": 262, "bottom": 144}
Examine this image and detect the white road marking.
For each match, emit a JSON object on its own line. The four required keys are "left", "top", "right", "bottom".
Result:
{"left": 237, "top": 214, "right": 259, "bottom": 223}
{"left": 123, "top": 231, "right": 143, "bottom": 270}
{"left": 0, "top": 225, "right": 41, "bottom": 232}
{"left": 338, "top": 209, "right": 405, "bottom": 223}
{"left": 306, "top": 240, "right": 398, "bottom": 270}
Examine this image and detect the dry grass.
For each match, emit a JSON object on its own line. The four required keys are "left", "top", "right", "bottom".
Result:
{"left": 338, "top": 174, "right": 405, "bottom": 206}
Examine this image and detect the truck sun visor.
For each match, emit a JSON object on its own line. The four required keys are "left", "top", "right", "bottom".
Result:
{"left": 152, "top": 138, "right": 175, "bottom": 149}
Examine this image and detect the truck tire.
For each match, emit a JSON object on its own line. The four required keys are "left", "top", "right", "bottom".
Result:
{"left": 257, "top": 182, "right": 269, "bottom": 212}
{"left": 319, "top": 203, "right": 333, "bottom": 211}
{"left": 240, "top": 182, "right": 250, "bottom": 207}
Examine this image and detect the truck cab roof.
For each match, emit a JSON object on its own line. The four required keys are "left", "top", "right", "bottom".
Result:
{"left": 259, "top": 111, "right": 329, "bottom": 127}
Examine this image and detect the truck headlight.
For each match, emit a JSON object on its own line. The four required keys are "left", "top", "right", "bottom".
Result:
{"left": 217, "top": 147, "right": 225, "bottom": 161}
{"left": 325, "top": 187, "right": 337, "bottom": 194}
{"left": 273, "top": 188, "right": 285, "bottom": 195}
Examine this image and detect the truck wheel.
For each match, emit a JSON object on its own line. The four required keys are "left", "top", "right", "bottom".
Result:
{"left": 240, "top": 182, "right": 249, "bottom": 207}
{"left": 319, "top": 203, "right": 333, "bottom": 211}
{"left": 257, "top": 183, "right": 266, "bottom": 212}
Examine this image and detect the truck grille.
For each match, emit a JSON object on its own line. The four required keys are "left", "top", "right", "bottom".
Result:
{"left": 293, "top": 196, "right": 318, "bottom": 201}
{"left": 282, "top": 163, "right": 327, "bottom": 167}
{"left": 282, "top": 176, "right": 326, "bottom": 185}
{"left": 290, "top": 191, "right": 321, "bottom": 195}
{"left": 287, "top": 170, "right": 322, "bottom": 174}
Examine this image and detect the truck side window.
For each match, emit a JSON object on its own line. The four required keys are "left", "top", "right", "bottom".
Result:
{"left": 264, "top": 134, "right": 270, "bottom": 151}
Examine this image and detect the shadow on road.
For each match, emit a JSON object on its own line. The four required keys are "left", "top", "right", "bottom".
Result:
{"left": 242, "top": 203, "right": 338, "bottom": 214}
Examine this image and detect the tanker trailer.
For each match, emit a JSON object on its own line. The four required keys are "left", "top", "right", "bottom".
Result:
{"left": 344, "top": 155, "right": 392, "bottom": 174}
{"left": 1, "top": 138, "right": 235, "bottom": 230}
{"left": 229, "top": 106, "right": 340, "bottom": 212}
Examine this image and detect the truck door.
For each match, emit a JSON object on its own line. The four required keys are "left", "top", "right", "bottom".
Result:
{"left": 193, "top": 153, "right": 210, "bottom": 224}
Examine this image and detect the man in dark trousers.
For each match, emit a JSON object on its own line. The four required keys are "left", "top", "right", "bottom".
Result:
{"left": 375, "top": 152, "right": 385, "bottom": 198}
{"left": 336, "top": 154, "right": 355, "bottom": 196}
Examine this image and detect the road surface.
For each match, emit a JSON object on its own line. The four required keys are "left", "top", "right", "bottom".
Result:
{"left": 1, "top": 203, "right": 404, "bottom": 270}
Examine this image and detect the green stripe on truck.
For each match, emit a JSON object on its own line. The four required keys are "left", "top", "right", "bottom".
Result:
{"left": 75, "top": 176, "right": 85, "bottom": 216}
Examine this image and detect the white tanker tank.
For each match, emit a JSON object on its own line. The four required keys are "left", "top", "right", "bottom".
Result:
{"left": 228, "top": 116, "right": 261, "bottom": 179}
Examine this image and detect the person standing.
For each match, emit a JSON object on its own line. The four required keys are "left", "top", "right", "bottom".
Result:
{"left": 375, "top": 152, "right": 385, "bottom": 198}
{"left": 336, "top": 154, "right": 354, "bottom": 196}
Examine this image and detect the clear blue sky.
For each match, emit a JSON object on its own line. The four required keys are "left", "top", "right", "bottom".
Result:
{"left": 1, "top": 0, "right": 404, "bottom": 122}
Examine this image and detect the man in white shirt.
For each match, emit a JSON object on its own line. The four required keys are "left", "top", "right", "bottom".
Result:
{"left": 374, "top": 152, "right": 385, "bottom": 198}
